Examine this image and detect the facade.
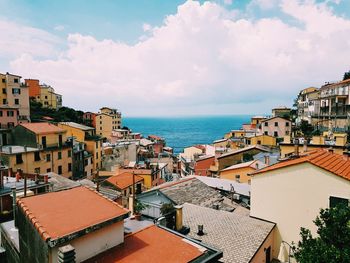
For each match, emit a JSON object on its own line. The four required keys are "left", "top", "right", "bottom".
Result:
{"left": 219, "top": 160, "right": 266, "bottom": 184}
{"left": 0, "top": 105, "right": 19, "bottom": 129}
{"left": 260, "top": 117, "right": 291, "bottom": 138}
{"left": 296, "top": 87, "right": 320, "bottom": 125}
{"left": 245, "top": 134, "right": 276, "bottom": 147}
{"left": 250, "top": 150, "right": 350, "bottom": 261}
{"left": 58, "top": 122, "right": 103, "bottom": 172}
{"left": 95, "top": 107, "right": 122, "bottom": 140}
{"left": 194, "top": 155, "right": 215, "bottom": 176}
{"left": 82, "top": 112, "right": 96, "bottom": 128}
{"left": 0, "top": 72, "right": 30, "bottom": 123}
{"left": 25, "top": 79, "right": 62, "bottom": 110}
{"left": 0, "top": 123, "right": 73, "bottom": 178}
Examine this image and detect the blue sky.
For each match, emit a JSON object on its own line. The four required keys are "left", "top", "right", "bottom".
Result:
{"left": 1, "top": 0, "right": 350, "bottom": 116}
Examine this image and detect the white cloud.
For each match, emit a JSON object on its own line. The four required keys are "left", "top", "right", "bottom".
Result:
{"left": 223, "top": 0, "right": 233, "bottom": 5}
{"left": 8, "top": 0, "right": 350, "bottom": 116}
{"left": 0, "top": 18, "right": 61, "bottom": 62}
{"left": 54, "top": 25, "right": 65, "bottom": 31}
{"left": 142, "top": 23, "right": 152, "bottom": 32}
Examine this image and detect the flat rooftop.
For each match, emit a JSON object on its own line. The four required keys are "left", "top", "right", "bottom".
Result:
{"left": 83, "top": 225, "right": 209, "bottom": 263}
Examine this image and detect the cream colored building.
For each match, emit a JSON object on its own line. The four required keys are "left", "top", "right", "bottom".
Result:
{"left": 250, "top": 150, "right": 350, "bottom": 261}
{"left": 39, "top": 84, "right": 62, "bottom": 109}
{"left": 260, "top": 116, "right": 291, "bottom": 138}
{"left": 96, "top": 107, "right": 122, "bottom": 140}
{"left": 0, "top": 72, "right": 30, "bottom": 123}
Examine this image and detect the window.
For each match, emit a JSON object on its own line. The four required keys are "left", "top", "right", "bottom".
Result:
{"left": 58, "top": 151, "right": 62, "bottom": 160}
{"left": 45, "top": 96, "right": 48, "bottom": 99}
{"left": 0, "top": 111, "right": 2, "bottom": 117}
{"left": 100, "top": 127, "right": 102, "bottom": 130}
{"left": 14, "top": 78, "right": 18, "bottom": 83}
{"left": 274, "top": 131, "right": 278, "bottom": 137}
{"left": 2, "top": 88, "right": 6, "bottom": 94}
{"left": 42, "top": 136, "right": 47, "bottom": 148}
{"left": 257, "top": 140, "right": 261, "bottom": 145}
{"left": 274, "top": 122, "right": 278, "bottom": 127}
{"left": 68, "top": 163, "right": 72, "bottom": 172}
{"left": 235, "top": 174, "right": 240, "bottom": 183}
{"left": 84, "top": 159, "right": 88, "bottom": 166}
{"left": 16, "top": 153, "right": 23, "bottom": 164}
{"left": 100, "top": 121, "right": 102, "bottom": 124}
{"left": 12, "top": 88, "right": 20, "bottom": 94}
{"left": 68, "top": 150, "right": 72, "bottom": 158}
{"left": 264, "top": 122, "right": 268, "bottom": 127}
{"left": 34, "top": 152, "right": 40, "bottom": 161}
{"left": 14, "top": 99, "right": 19, "bottom": 105}
{"left": 330, "top": 196, "right": 349, "bottom": 208}
{"left": 58, "top": 165, "right": 62, "bottom": 175}
{"left": 7, "top": 111, "right": 14, "bottom": 117}
{"left": 286, "top": 122, "right": 290, "bottom": 127}
{"left": 264, "top": 131, "right": 268, "bottom": 135}
{"left": 7, "top": 122, "right": 14, "bottom": 128}
{"left": 96, "top": 141, "right": 98, "bottom": 148}
{"left": 46, "top": 153, "right": 51, "bottom": 162}
{"left": 2, "top": 99, "right": 7, "bottom": 104}
{"left": 34, "top": 167, "right": 40, "bottom": 174}
{"left": 58, "top": 135, "right": 62, "bottom": 146}
{"left": 1, "top": 79, "right": 5, "bottom": 83}
{"left": 46, "top": 168, "right": 51, "bottom": 173}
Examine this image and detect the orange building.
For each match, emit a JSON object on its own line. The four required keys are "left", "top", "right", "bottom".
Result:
{"left": 25, "top": 79, "right": 41, "bottom": 97}
{"left": 194, "top": 155, "right": 215, "bottom": 176}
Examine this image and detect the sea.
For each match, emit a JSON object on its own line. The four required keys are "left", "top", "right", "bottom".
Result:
{"left": 123, "top": 115, "right": 252, "bottom": 154}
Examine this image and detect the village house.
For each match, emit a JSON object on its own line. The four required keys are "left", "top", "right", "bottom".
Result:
{"left": 148, "top": 135, "right": 165, "bottom": 157}
{"left": 250, "top": 150, "right": 350, "bottom": 262}
{"left": 296, "top": 87, "right": 320, "bottom": 125}
{"left": 0, "top": 105, "right": 20, "bottom": 129}
{"left": 102, "top": 172, "right": 144, "bottom": 208}
{"left": 0, "top": 123, "right": 73, "bottom": 178}
{"left": 271, "top": 106, "right": 291, "bottom": 119}
{"left": 215, "top": 145, "right": 270, "bottom": 172}
{"left": 95, "top": 107, "right": 122, "bottom": 141}
{"left": 25, "top": 79, "right": 62, "bottom": 110}
{"left": 0, "top": 72, "right": 30, "bottom": 124}
{"left": 260, "top": 116, "right": 291, "bottom": 138}
{"left": 194, "top": 155, "right": 215, "bottom": 176}
{"left": 245, "top": 134, "right": 277, "bottom": 147}
{"left": 82, "top": 112, "right": 96, "bottom": 128}
{"left": 219, "top": 160, "right": 266, "bottom": 184}
{"left": 279, "top": 132, "right": 348, "bottom": 158}
{"left": 58, "top": 122, "right": 103, "bottom": 173}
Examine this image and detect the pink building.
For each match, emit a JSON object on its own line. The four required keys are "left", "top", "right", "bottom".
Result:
{"left": 0, "top": 106, "right": 19, "bottom": 129}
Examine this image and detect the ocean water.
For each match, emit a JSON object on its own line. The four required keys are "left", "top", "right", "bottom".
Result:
{"left": 123, "top": 115, "right": 252, "bottom": 154}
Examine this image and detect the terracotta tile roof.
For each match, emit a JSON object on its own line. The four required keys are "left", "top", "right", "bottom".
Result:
{"left": 17, "top": 186, "right": 129, "bottom": 242}
{"left": 83, "top": 225, "right": 204, "bottom": 263}
{"left": 252, "top": 150, "right": 350, "bottom": 181}
{"left": 105, "top": 172, "right": 144, "bottom": 190}
{"left": 20, "top": 122, "right": 65, "bottom": 135}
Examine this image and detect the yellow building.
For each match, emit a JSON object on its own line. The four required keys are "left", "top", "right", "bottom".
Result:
{"left": 250, "top": 116, "right": 266, "bottom": 126}
{"left": 0, "top": 72, "right": 30, "bottom": 122}
{"left": 4, "top": 123, "right": 73, "bottom": 178}
{"left": 245, "top": 134, "right": 277, "bottom": 147}
{"left": 96, "top": 107, "right": 122, "bottom": 140}
{"left": 58, "top": 122, "right": 103, "bottom": 172}
{"left": 39, "top": 84, "right": 62, "bottom": 110}
{"left": 280, "top": 132, "right": 347, "bottom": 158}
{"left": 219, "top": 160, "right": 266, "bottom": 184}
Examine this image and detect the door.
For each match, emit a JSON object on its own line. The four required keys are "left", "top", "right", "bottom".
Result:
{"left": 265, "top": 246, "right": 271, "bottom": 263}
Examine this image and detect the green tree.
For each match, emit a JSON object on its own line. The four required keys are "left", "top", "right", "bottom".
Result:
{"left": 294, "top": 204, "right": 350, "bottom": 263}
{"left": 343, "top": 70, "right": 350, "bottom": 81}
{"left": 299, "top": 120, "right": 314, "bottom": 138}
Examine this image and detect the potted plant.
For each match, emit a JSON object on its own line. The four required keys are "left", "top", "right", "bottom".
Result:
{"left": 134, "top": 200, "right": 147, "bottom": 221}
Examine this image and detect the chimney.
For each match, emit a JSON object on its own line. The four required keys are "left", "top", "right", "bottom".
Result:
{"left": 174, "top": 205, "right": 183, "bottom": 231}
{"left": 264, "top": 155, "right": 270, "bottom": 166}
{"left": 197, "top": 224, "right": 204, "bottom": 236}
{"left": 294, "top": 139, "right": 299, "bottom": 156}
{"left": 57, "top": 244, "right": 75, "bottom": 263}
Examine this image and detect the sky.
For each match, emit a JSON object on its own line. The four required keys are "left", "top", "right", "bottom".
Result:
{"left": 0, "top": 0, "right": 350, "bottom": 117}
